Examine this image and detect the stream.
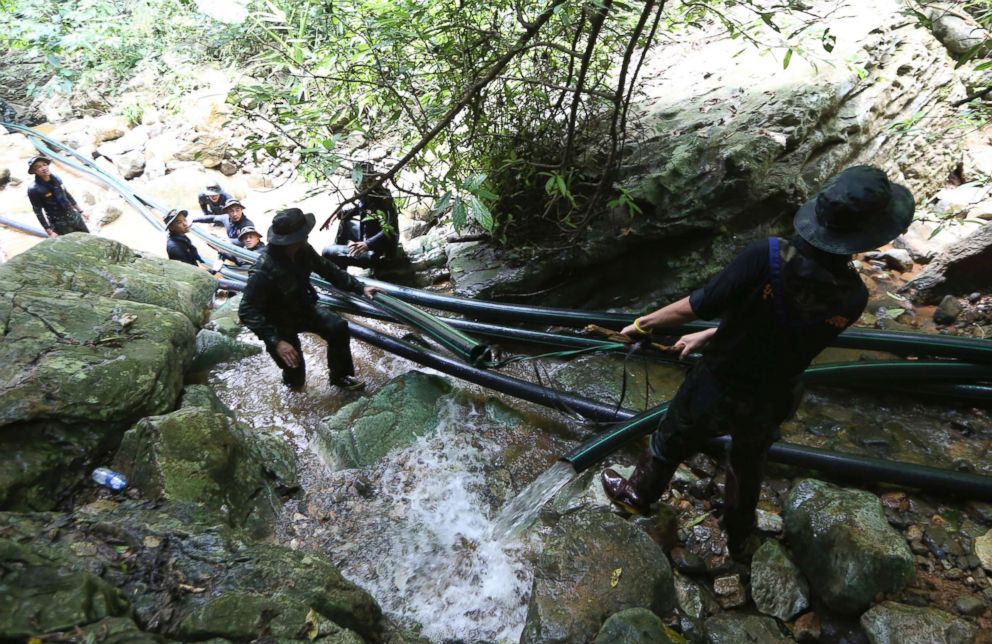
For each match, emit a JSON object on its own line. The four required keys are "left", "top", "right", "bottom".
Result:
{"left": 206, "top": 312, "right": 992, "bottom": 642}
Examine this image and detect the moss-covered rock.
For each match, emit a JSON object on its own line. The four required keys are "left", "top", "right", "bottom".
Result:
{"left": 0, "top": 504, "right": 383, "bottom": 642}
{"left": 861, "top": 601, "right": 977, "bottom": 644}
{"left": 113, "top": 407, "right": 297, "bottom": 538}
{"left": 750, "top": 539, "right": 809, "bottom": 621}
{"left": 784, "top": 479, "right": 914, "bottom": 614}
{"left": 206, "top": 293, "right": 243, "bottom": 338}
{"left": 0, "top": 235, "right": 214, "bottom": 511}
{"left": 594, "top": 608, "right": 684, "bottom": 644}
{"left": 180, "top": 384, "right": 235, "bottom": 417}
{"left": 315, "top": 371, "right": 454, "bottom": 469}
{"left": 189, "top": 328, "right": 261, "bottom": 372}
{"left": 704, "top": 613, "right": 793, "bottom": 644}
{"left": 521, "top": 510, "right": 676, "bottom": 643}
{"left": 0, "top": 234, "right": 215, "bottom": 326}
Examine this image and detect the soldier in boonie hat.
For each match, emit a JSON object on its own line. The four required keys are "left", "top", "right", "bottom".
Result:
{"left": 793, "top": 165, "right": 914, "bottom": 254}
{"left": 237, "top": 225, "right": 265, "bottom": 252}
{"left": 598, "top": 165, "right": 914, "bottom": 562}
{"left": 163, "top": 208, "right": 211, "bottom": 272}
{"left": 196, "top": 183, "right": 233, "bottom": 218}
{"left": 26, "top": 154, "right": 90, "bottom": 237}
{"left": 239, "top": 207, "right": 380, "bottom": 392}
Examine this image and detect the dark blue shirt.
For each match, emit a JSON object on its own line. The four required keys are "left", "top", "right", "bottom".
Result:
{"left": 166, "top": 233, "right": 206, "bottom": 267}
{"left": 198, "top": 190, "right": 234, "bottom": 216}
{"left": 689, "top": 236, "right": 868, "bottom": 391}
{"left": 27, "top": 174, "right": 78, "bottom": 230}
{"left": 192, "top": 214, "right": 255, "bottom": 241}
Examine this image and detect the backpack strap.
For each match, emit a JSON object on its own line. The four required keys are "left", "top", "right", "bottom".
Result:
{"left": 767, "top": 236, "right": 791, "bottom": 326}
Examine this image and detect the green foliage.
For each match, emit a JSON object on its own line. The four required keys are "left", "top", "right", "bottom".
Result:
{"left": 232, "top": 0, "right": 664, "bottom": 240}
{"left": 0, "top": 0, "right": 243, "bottom": 98}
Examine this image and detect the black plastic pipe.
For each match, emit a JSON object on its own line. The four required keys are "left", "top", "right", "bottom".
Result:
{"left": 347, "top": 319, "right": 625, "bottom": 422}
{"left": 0, "top": 215, "right": 47, "bottom": 238}
{"left": 559, "top": 402, "right": 992, "bottom": 499}
{"left": 370, "top": 292, "right": 493, "bottom": 367}
{"left": 350, "top": 318, "right": 992, "bottom": 499}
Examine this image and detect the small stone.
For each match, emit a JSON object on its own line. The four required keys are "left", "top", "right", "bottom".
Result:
{"left": 0, "top": 167, "right": 9, "bottom": 189}
{"left": 756, "top": 509, "right": 783, "bottom": 533}
{"left": 907, "top": 525, "right": 924, "bottom": 541}
{"left": 713, "top": 574, "right": 747, "bottom": 608}
{"left": 878, "top": 248, "right": 914, "bottom": 272}
{"left": 934, "top": 295, "right": 963, "bottom": 325}
{"left": 792, "top": 612, "right": 821, "bottom": 642}
{"left": 881, "top": 491, "right": 907, "bottom": 510}
{"left": 219, "top": 159, "right": 239, "bottom": 176}
{"left": 955, "top": 594, "right": 987, "bottom": 616}
{"left": 670, "top": 547, "right": 707, "bottom": 575}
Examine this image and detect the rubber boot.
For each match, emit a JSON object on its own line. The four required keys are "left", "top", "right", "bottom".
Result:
{"left": 601, "top": 448, "right": 675, "bottom": 514}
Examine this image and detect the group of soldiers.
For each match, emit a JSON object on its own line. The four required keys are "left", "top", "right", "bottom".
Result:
{"left": 25, "top": 151, "right": 918, "bottom": 563}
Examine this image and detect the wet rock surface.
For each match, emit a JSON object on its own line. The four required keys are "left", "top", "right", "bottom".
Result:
{"left": 315, "top": 371, "right": 454, "bottom": 469}
{"left": 521, "top": 510, "right": 676, "bottom": 643}
{"left": 189, "top": 328, "right": 261, "bottom": 372}
{"left": 0, "top": 235, "right": 212, "bottom": 511}
{"left": 593, "top": 607, "right": 683, "bottom": 644}
{"left": 751, "top": 539, "right": 810, "bottom": 621}
{"left": 860, "top": 601, "right": 977, "bottom": 644}
{"left": 0, "top": 504, "right": 383, "bottom": 642}
{"left": 113, "top": 406, "right": 298, "bottom": 539}
{"left": 703, "top": 613, "right": 793, "bottom": 644}
{"left": 903, "top": 223, "right": 992, "bottom": 303}
{"left": 784, "top": 479, "right": 915, "bottom": 614}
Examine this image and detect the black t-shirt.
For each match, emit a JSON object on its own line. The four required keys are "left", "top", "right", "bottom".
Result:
{"left": 688, "top": 236, "right": 868, "bottom": 392}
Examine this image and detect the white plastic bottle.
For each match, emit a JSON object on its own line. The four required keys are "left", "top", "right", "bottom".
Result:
{"left": 91, "top": 467, "right": 128, "bottom": 491}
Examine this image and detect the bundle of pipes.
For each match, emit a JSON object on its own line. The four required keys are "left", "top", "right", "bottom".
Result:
{"left": 8, "top": 121, "right": 992, "bottom": 499}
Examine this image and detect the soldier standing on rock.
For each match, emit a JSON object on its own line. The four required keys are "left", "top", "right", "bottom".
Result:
{"left": 601, "top": 166, "right": 914, "bottom": 560}
{"left": 26, "top": 155, "right": 90, "bottom": 237}
{"left": 239, "top": 207, "right": 378, "bottom": 391}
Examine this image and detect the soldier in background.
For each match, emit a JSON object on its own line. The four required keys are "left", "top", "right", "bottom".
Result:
{"left": 26, "top": 155, "right": 90, "bottom": 237}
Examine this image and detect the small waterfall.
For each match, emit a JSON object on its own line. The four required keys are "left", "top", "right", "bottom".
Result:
{"left": 341, "top": 398, "right": 535, "bottom": 643}
{"left": 490, "top": 460, "right": 578, "bottom": 542}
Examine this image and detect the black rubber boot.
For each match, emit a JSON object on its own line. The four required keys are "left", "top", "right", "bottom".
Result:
{"left": 601, "top": 448, "right": 675, "bottom": 514}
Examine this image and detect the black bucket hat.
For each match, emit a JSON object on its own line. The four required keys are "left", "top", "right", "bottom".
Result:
{"left": 163, "top": 208, "right": 188, "bottom": 228}
{"left": 794, "top": 166, "right": 915, "bottom": 254}
{"left": 27, "top": 155, "right": 52, "bottom": 174}
{"left": 267, "top": 208, "right": 315, "bottom": 246}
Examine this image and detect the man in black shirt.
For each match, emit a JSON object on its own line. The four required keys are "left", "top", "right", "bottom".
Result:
{"left": 320, "top": 162, "right": 400, "bottom": 269}
{"left": 601, "top": 166, "right": 914, "bottom": 559}
{"left": 165, "top": 208, "right": 212, "bottom": 270}
{"left": 239, "top": 207, "right": 378, "bottom": 391}
{"left": 197, "top": 184, "right": 234, "bottom": 217}
{"left": 26, "top": 155, "right": 90, "bottom": 237}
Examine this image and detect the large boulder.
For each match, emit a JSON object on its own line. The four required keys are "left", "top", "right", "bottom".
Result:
{"left": 860, "top": 601, "right": 977, "bottom": 644}
{"left": 315, "top": 371, "right": 454, "bottom": 469}
{"left": 783, "top": 479, "right": 915, "bottom": 614}
{"left": 113, "top": 407, "right": 298, "bottom": 539}
{"left": 448, "top": 0, "right": 965, "bottom": 307}
{"left": 0, "top": 234, "right": 216, "bottom": 326}
{"left": 0, "top": 504, "right": 383, "bottom": 642}
{"left": 0, "top": 235, "right": 214, "bottom": 510}
{"left": 521, "top": 510, "right": 676, "bottom": 643}
{"left": 901, "top": 222, "right": 992, "bottom": 303}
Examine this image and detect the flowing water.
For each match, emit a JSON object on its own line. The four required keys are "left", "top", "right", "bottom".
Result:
{"left": 207, "top": 312, "right": 992, "bottom": 642}
{"left": 490, "top": 460, "right": 578, "bottom": 543}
